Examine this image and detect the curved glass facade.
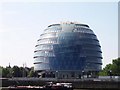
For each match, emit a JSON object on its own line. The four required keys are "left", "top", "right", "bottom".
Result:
{"left": 34, "top": 22, "right": 102, "bottom": 78}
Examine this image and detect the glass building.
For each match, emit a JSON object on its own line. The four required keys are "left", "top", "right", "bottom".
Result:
{"left": 34, "top": 22, "right": 102, "bottom": 78}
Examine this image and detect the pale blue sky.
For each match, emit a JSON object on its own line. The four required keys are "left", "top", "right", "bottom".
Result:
{"left": 0, "top": 1, "right": 118, "bottom": 68}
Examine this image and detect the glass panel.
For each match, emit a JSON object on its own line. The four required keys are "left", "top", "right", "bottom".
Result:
{"left": 34, "top": 50, "right": 55, "bottom": 57}
{"left": 37, "top": 38, "right": 58, "bottom": 44}
{"left": 35, "top": 44, "right": 53, "bottom": 51}
{"left": 45, "top": 27, "right": 62, "bottom": 33}
{"left": 40, "top": 33, "right": 57, "bottom": 39}
{"left": 73, "top": 28, "right": 94, "bottom": 34}
{"left": 34, "top": 63, "right": 50, "bottom": 70}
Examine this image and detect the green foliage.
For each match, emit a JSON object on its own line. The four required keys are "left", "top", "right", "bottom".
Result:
{"left": 28, "top": 67, "right": 37, "bottom": 77}
{"left": 1, "top": 58, "right": 119, "bottom": 77}
{"left": 0, "top": 66, "right": 3, "bottom": 77}
{"left": 1, "top": 65, "right": 37, "bottom": 78}
{"left": 99, "top": 58, "right": 120, "bottom": 76}
{"left": 12, "top": 66, "right": 22, "bottom": 77}
{"left": 2, "top": 67, "right": 12, "bottom": 78}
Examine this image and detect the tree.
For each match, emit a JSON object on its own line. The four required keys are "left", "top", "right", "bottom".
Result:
{"left": 2, "top": 66, "right": 12, "bottom": 78}
{"left": 1, "top": 65, "right": 38, "bottom": 78}
{"left": 111, "top": 58, "right": 120, "bottom": 75}
{"left": 0, "top": 66, "right": 3, "bottom": 77}
{"left": 99, "top": 58, "right": 120, "bottom": 76}
{"left": 12, "top": 66, "right": 22, "bottom": 77}
{"left": 28, "top": 67, "right": 37, "bottom": 77}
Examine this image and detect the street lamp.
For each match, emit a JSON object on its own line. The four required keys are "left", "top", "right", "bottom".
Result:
{"left": 109, "top": 70, "right": 112, "bottom": 79}
{"left": 56, "top": 71, "right": 58, "bottom": 79}
{"left": 82, "top": 70, "right": 84, "bottom": 79}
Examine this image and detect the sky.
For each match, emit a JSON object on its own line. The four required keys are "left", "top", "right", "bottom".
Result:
{"left": 0, "top": 1, "right": 118, "bottom": 68}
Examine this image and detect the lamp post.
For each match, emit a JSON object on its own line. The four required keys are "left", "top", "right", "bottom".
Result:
{"left": 82, "top": 70, "right": 84, "bottom": 79}
{"left": 56, "top": 71, "right": 58, "bottom": 79}
{"left": 109, "top": 70, "right": 112, "bottom": 79}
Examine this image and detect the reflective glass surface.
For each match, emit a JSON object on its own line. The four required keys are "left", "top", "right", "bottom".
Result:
{"left": 34, "top": 23, "right": 102, "bottom": 72}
